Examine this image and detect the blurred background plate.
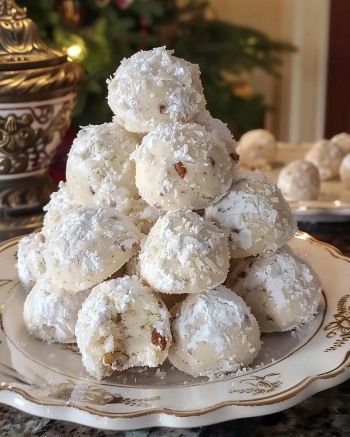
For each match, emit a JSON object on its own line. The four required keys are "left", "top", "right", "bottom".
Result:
{"left": 266, "top": 143, "right": 350, "bottom": 222}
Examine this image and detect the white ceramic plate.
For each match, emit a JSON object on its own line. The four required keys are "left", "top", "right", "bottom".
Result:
{"left": 266, "top": 143, "right": 350, "bottom": 221}
{"left": 1, "top": 234, "right": 350, "bottom": 430}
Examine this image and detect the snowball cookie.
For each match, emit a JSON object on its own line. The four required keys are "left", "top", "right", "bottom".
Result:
{"left": 233, "top": 247, "right": 321, "bottom": 332}
{"left": 237, "top": 129, "right": 277, "bottom": 169}
{"left": 140, "top": 211, "right": 230, "bottom": 294}
{"left": 277, "top": 160, "right": 320, "bottom": 201}
{"left": 305, "top": 139, "right": 343, "bottom": 180}
{"left": 168, "top": 285, "right": 261, "bottom": 378}
{"left": 133, "top": 122, "right": 235, "bottom": 211}
{"left": 195, "top": 110, "right": 238, "bottom": 159}
{"left": 340, "top": 154, "right": 350, "bottom": 188}
{"left": 44, "top": 208, "right": 142, "bottom": 292}
{"left": 331, "top": 132, "right": 350, "bottom": 155}
{"left": 43, "top": 182, "right": 79, "bottom": 235}
{"left": 75, "top": 276, "right": 171, "bottom": 380}
{"left": 17, "top": 232, "right": 46, "bottom": 291}
{"left": 107, "top": 47, "right": 206, "bottom": 133}
{"left": 23, "top": 276, "right": 89, "bottom": 343}
{"left": 66, "top": 122, "right": 139, "bottom": 210}
{"left": 205, "top": 171, "right": 297, "bottom": 258}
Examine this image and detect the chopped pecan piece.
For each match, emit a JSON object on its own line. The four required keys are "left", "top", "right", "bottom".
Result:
{"left": 174, "top": 161, "right": 187, "bottom": 178}
{"left": 151, "top": 328, "right": 167, "bottom": 351}
{"left": 103, "top": 350, "right": 129, "bottom": 367}
{"left": 230, "top": 152, "right": 239, "bottom": 162}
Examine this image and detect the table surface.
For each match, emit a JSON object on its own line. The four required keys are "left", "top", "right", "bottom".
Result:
{"left": 1, "top": 223, "right": 350, "bottom": 437}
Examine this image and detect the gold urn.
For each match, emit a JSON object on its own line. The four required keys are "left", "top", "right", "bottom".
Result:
{"left": 0, "top": 0, "right": 83, "bottom": 239}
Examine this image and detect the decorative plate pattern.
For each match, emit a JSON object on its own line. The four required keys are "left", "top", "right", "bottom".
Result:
{"left": 0, "top": 233, "right": 350, "bottom": 430}
{"left": 266, "top": 143, "right": 350, "bottom": 221}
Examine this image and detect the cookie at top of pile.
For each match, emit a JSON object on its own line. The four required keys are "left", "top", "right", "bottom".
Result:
{"left": 205, "top": 170, "right": 296, "bottom": 258}
{"left": 277, "top": 160, "right": 320, "bottom": 201}
{"left": 17, "top": 231, "right": 46, "bottom": 291}
{"left": 75, "top": 276, "right": 171, "bottom": 380}
{"left": 44, "top": 208, "right": 141, "bottom": 292}
{"left": 237, "top": 129, "right": 277, "bottom": 169}
{"left": 305, "top": 139, "right": 343, "bottom": 181}
{"left": 331, "top": 132, "right": 350, "bottom": 155}
{"left": 133, "top": 122, "right": 235, "bottom": 211}
{"left": 66, "top": 122, "right": 139, "bottom": 210}
{"left": 107, "top": 47, "right": 206, "bottom": 133}
{"left": 229, "top": 246, "right": 321, "bottom": 332}
{"left": 140, "top": 210, "right": 230, "bottom": 294}
{"left": 23, "top": 276, "right": 89, "bottom": 343}
{"left": 168, "top": 285, "right": 261, "bottom": 378}
{"left": 43, "top": 182, "right": 79, "bottom": 235}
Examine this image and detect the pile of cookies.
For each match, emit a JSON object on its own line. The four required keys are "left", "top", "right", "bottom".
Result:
{"left": 236, "top": 127, "right": 350, "bottom": 201}
{"left": 17, "top": 47, "right": 321, "bottom": 380}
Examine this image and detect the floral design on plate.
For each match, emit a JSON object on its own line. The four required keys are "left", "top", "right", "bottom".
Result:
{"left": 324, "top": 294, "right": 350, "bottom": 352}
{"left": 229, "top": 373, "right": 282, "bottom": 395}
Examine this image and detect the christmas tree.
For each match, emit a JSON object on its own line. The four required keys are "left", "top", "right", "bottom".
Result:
{"left": 21, "top": 0, "right": 293, "bottom": 136}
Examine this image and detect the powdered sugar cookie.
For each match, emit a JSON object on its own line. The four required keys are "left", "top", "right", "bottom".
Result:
{"left": 205, "top": 171, "right": 296, "bottom": 258}
{"left": 277, "top": 160, "right": 320, "bottom": 201}
{"left": 66, "top": 122, "right": 139, "bottom": 210}
{"left": 232, "top": 247, "right": 321, "bottom": 332}
{"left": 168, "top": 285, "right": 261, "bottom": 378}
{"left": 305, "top": 139, "right": 343, "bottom": 180}
{"left": 17, "top": 232, "right": 46, "bottom": 291}
{"left": 44, "top": 208, "right": 141, "bottom": 292}
{"left": 331, "top": 132, "right": 350, "bottom": 155}
{"left": 75, "top": 276, "right": 171, "bottom": 380}
{"left": 133, "top": 122, "right": 235, "bottom": 211}
{"left": 195, "top": 110, "right": 238, "bottom": 158}
{"left": 237, "top": 129, "right": 277, "bottom": 169}
{"left": 140, "top": 211, "right": 230, "bottom": 294}
{"left": 340, "top": 154, "right": 350, "bottom": 188}
{"left": 43, "top": 182, "right": 79, "bottom": 235}
{"left": 23, "top": 276, "right": 89, "bottom": 343}
{"left": 107, "top": 47, "right": 206, "bottom": 133}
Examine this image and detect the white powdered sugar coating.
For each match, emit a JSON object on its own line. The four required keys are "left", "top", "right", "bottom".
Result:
{"left": 126, "top": 197, "right": 162, "bottom": 234}
{"left": 331, "top": 132, "right": 350, "bottom": 155}
{"left": 107, "top": 47, "right": 206, "bottom": 133}
{"left": 277, "top": 160, "right": 320, "bottom": 201}
{"left": 44, "top": 208, "right": 141, "bottom": 292}
{"left": 237, "top": 129, "right": 277, "bottom": 169}
{"left": 205, "top": 170, "right": 297, "bottom": 258}
{"left": 140, "top": 211, "right": 230, "bottom": 294}
{"left": 23, "top": 276, "right": 90, "bottom": 343}
{"left": 232, "top": 246, "right": 321, "bottom": 332}
{"left": 17, "top": 231, "right": 46, "bottom": 291}
{"left": 133, "top": 122, "right": 235, "bottom": 211}
{"left": 75, "top": 276, "right": 171, "bottom": 380}
{"left": 340, "top": 154, "right": 350, "bottom": 188}
{"left": 43, "top": 182, "right": 79, "bottom": 235}
{"left": 195, "top": 110, "right": 238, "bottom": 157}
{"left": 66, "top": 122, "right": 139, "bottom": 210}
{"left": 168, "top": 285, "right": 261, "bottom": 378}
{"left": 305, "top": 139, "right": 343, "bottom": 181}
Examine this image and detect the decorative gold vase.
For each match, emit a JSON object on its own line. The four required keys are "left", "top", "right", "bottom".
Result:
{"left": 0, "top": 0, "right": 83, "bottom": 239}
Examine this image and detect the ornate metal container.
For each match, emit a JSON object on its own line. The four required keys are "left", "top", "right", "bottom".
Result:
{"left": 0, "top": 0, "right": 83, "bottom": 239}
